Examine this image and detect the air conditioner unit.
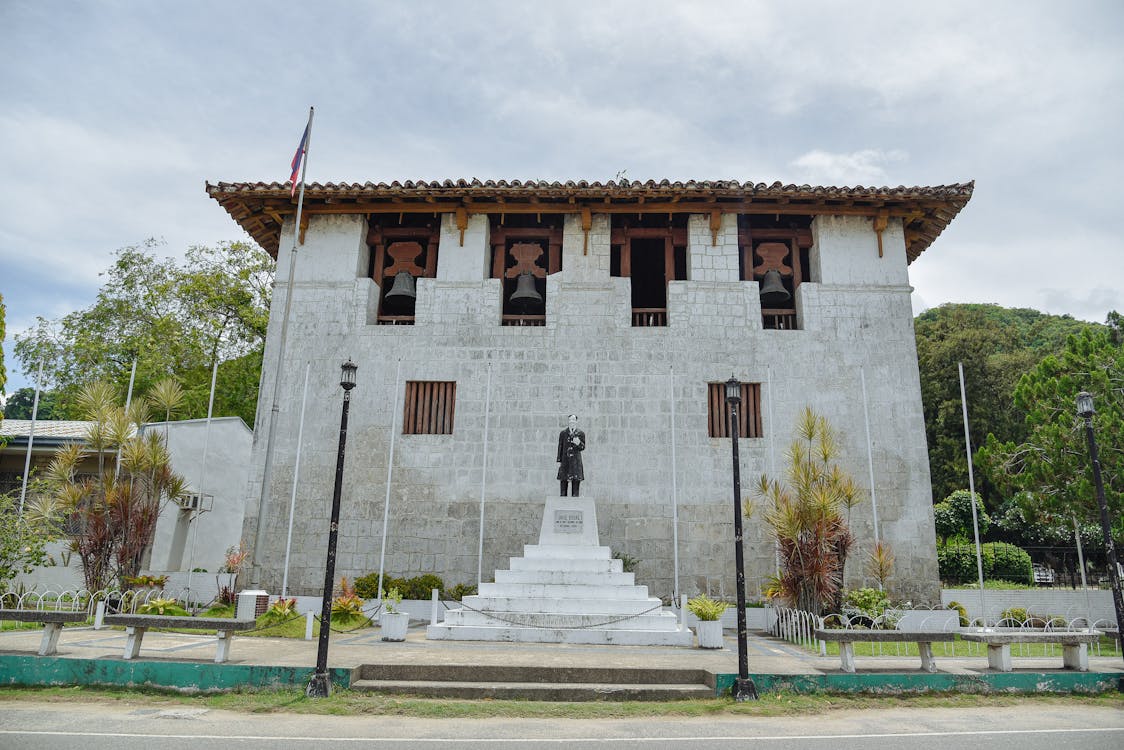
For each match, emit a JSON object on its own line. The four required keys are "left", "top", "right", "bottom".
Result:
{"left": 176, "top": 494, "right": 201, "bottom": 511}
{"left": 175, "top": 493, "right": 214, "bottom": 512}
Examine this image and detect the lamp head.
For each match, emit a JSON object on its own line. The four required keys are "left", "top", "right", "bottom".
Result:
{"left": 340, "top": 359, "right": 358, "bottom": 391}
{"left": 1076, "top": 391, "right": 1094, "bottom": 419}
{"left": 725, "top": 376, "right": 741, "bottom": 405}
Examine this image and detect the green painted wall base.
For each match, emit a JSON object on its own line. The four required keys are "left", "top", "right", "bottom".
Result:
{"left": 0, "top": 655, "right": 352, "bottom": 693}
{"left": 715, "top": 671, "right": 1123, "bottom": 696}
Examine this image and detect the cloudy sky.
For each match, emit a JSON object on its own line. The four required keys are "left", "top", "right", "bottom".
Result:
{"left": 2, "top": 1, "right": 1121, "bottom": 393}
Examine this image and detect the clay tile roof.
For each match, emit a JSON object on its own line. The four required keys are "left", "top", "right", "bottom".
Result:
{"left": 206, "top": 179, "right": 973, "bottom": 263}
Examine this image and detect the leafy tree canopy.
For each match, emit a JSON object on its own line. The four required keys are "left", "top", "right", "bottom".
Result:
{"left": 932, "top": 489, "right": 989, "bottom": 544}
{"left": 0, "top": 387, "right": 65, "bottom": 420}
{"left": 915, "top": 303, "right": 1103, "bottom": 505}
{"left": 979, "top": 326, "right": 1123, "bottom": 539}
{"left": 13, "top": 240, "right": 272, "bottom": 426}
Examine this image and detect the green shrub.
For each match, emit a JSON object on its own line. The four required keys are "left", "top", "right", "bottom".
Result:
{"left": 447, "top": 583, "right": 477, "bottom": 601}
{"left": 842, "top": 587, "right": 892, "bottom": 627}
{"left": 137, "top": 597, "right": 189, "bottom": 616}
{"left": 687, "top": 595, "right": 729, "bottom": 621}
{"left": 938, "top": 542, "right": 1033, "bottom": 585}
{"left": 354, "top": 573, "right": 404, "bottom": 599}
{"left": 946, "top": 600, "right": 969, "bottom": 627}
{"left": 355, "top": 573, "right": 444, "bottom": 600}
{"left": 400, "top": 574, "right": 445, "bottom": 600}
{"left": 1000, "top": 606, "right": 1029, "bottom": 625}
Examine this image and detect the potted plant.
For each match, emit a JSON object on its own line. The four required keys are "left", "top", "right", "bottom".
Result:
{"left": 687, "top": 594, "right": 729, "bottom": 649}
{"left": 379, "top": 587, "right": 409, "bottom": 642}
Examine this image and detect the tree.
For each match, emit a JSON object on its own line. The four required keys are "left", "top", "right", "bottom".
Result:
{"left": 755, "top": 408, "right": 862, "bottom": 615}
{"left": 979, "top": 324, "right": 1123, "bottom": 544}
{"left": 13, "top": 240, "right": 272, "bottom": 426}
{"left": 914, "top": 303, "right": 1097, "bottom": 506}
{"left": 0, "top": 388, "right": 65, "bottom": 420}
{"left": 932, "top": 489, "right": 990, "bottom": 545}
{"left": 39, "top": 381, "right": 188, "bottom": 591}
{"left": 0, "top": 491, "right": 51, "bottom": 593}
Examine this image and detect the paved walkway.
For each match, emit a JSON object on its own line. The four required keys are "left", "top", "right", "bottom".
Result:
{"left": 2, "top": 623, "right": 1122, "bottom": 677}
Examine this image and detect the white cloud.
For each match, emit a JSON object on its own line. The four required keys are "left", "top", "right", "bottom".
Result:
{"left": 789, "top": 149, "right": 908, "bottom": 186}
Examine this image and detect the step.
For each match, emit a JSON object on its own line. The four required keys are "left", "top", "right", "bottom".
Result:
{"left": 425, "top": 623, "right": 695, "bottom": 646}
{"left": 350, "top": 679, "right": 713, "bottom": 701}
{"left": 478, "top": 582, "right": 649, "bottom": 599}
{"left": 439, "top": 609, "right": 682, "bottom": 630}
{"left": 458, "top": 595, "right": 667, "bottom": 615}
{"left": 510, "top": 557, "right": 623, "bottom": 573}
{"left": 522, "top": 544, "right": 612, "bottom": 560}
{"left": 494, "top": 569, "right": 636, "bottom": 586}
{"left": 358, "top": 663, "right": 712, "bottom": 685}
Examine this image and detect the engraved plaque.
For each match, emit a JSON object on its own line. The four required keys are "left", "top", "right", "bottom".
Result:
{"left": 554, "top": 510, "right": 583, "bottom": 534}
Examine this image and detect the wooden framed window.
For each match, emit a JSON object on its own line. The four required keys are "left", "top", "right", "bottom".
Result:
{"left": 403, "top": 381, "right": 456, "bottom": 435}
{"left": 610, "top": 215, "right": 688, "bottom": 327}
{"left": 707, "top": 382, "right": 763, "bottom": 438}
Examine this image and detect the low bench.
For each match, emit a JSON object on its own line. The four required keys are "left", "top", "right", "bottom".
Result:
{"left": 0, "top": 609, "right": 88, "bottom": 656}
{"left": 815, "top": 629, "right": 957, "bottom": 673}
{"left": 102, "top": 614, "right": 255, "bottom": 663}
{"left": 960, "top": 629, "right": 1103, "bottom": 672}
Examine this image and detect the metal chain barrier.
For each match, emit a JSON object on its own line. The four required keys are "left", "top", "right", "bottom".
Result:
{"left": 452, "top": 598, "right": 664, "bottom": 629}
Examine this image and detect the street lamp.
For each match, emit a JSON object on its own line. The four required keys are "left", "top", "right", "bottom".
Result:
{"left": 307, "top": 359, "right": 358, "bottom": 697}
{"left": 725, "top": 377, "right": 759, "bottom": 701}
{"left": 1076, "top": 391, "right": 1124, "bottom": 663}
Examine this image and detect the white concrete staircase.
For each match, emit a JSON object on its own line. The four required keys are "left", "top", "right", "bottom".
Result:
{"left": 426, "top": 496, "right": 693, "bottom": 646}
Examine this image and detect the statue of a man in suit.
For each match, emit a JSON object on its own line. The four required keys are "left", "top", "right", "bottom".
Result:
{"left": 556, "top": 414, "right": 585, "bottom": 496}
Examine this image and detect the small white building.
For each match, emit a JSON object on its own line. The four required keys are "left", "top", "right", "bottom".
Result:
{"left": 208, "top": 178, "right": 973, "bottom": 604}
{"left": 1, "top": 417, "right": 251, "bottom": 596}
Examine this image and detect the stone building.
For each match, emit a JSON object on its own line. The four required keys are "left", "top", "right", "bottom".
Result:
{"left": 207, "top": 179, "right": 973, "bottom": 604}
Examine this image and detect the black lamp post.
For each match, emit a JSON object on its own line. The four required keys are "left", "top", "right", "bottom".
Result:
{"left": 306, "top": 359, "right": 358, "bottom": 698}
{"left": 725, "top": 377, "right": 758, "bottom": 701}
{"left": 1076, "top": 391, "right": 1124, "bottom": 662}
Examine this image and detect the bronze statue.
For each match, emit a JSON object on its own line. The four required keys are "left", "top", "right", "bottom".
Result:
{"left": 556, "top": 414, "right": 585, "bottom": 496}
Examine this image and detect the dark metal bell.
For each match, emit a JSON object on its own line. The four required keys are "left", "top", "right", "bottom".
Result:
{"left": 385, "top": 271, "right": 417, "bottom": 301}
{"left": 758, "top": 269, "right": 791, "bottom": 306}
{"left": 509, "top": 272, "right": 543, "bottom": 309}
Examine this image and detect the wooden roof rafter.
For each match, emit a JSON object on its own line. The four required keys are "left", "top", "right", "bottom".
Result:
{"left": 206, "top": 179, "right": 972, "bottom": 262}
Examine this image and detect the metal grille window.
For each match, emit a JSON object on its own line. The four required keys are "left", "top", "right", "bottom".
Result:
{"left": 707, "top": 382, "right": 763, "bottom": 438}
{"left": 403, "top": 381, "right": 456, "bottom": 435}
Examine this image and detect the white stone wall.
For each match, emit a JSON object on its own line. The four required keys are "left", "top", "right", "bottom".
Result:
{"left": 242, "top": 210, "right": 939, "bottom": 604}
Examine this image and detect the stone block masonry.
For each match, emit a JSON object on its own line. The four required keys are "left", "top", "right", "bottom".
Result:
{"left": 243, "top": 211, "right": 939, "bottom": 604}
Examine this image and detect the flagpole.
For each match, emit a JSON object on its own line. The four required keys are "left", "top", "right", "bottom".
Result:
{"left": 250, "top": 106, "right": 314, "bottom": 588}
{"left": 18, "top": 360, "right": 43, "bottom": 516}
{"left": 281, "top": 361, "right": 312, "bottom": 598}
{"left": 184, "top": 358, "right": 219, "bottom": 608}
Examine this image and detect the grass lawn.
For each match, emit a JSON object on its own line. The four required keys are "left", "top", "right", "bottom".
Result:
{"left": 0, "top": 685, "right": 1120, "bottom": 718}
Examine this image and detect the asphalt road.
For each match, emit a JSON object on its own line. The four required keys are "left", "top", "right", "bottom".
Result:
{"left": 1, "top": 701, "right": 1122, "bottom": 749}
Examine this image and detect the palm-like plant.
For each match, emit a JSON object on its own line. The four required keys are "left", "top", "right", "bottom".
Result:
{"left": 40, "top": 381, "right": 187, "bottom": 591}
{"left": 756, "top": 408, "right": 863, "bottom": 615}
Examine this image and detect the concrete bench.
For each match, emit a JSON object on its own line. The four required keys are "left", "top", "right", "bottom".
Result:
{"left": 815, "top": 629, "right": 957, "bottom": 673}
{"left": 960, "top": 629, "right": 1103, "bottom": 672}
{"left": 0, "top": 609, "right": 88, "bottom": 656}
{"left": 103, "top": 614, "right": 255, "bottom": 663}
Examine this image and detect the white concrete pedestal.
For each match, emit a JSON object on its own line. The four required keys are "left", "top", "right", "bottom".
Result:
{"left": 427, "top": 496, "right": 692, "bottom": 646}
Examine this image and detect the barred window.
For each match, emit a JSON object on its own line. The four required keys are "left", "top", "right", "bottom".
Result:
{"left": 707, "top": 382, "right": 762, "bottom": 438}
{"left": 403, "top": 381, "right": 456, "bottom": 435}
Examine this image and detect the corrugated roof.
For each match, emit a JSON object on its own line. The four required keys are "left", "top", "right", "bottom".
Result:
{"left": 0, "top": 420, "right": 94, "bottom": 439}
{"left": 206, "top": 178, "right": 973, "bottom": 263}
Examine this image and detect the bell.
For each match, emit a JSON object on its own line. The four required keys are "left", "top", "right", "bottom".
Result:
{"left": 509, "top": 272, "right": 543, "bottom": 310}
{"left": 384, "top": 271, "right": 416, "bottom": 301}
{"left": 758, "top": 269, "right": 791, "bottom": 306}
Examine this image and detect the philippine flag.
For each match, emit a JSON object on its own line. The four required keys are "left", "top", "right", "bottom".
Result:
{"left": 289, "top": 121, "right": 310, "bottom": 197}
